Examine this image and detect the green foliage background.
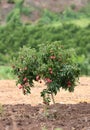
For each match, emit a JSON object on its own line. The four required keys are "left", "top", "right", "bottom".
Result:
{"left": 0, "top": 1, "right": 90, "bottom": 78}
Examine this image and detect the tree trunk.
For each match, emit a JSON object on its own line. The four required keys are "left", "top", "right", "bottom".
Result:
{"left": 51, "top": 93, "right": 55, "bottom": 104}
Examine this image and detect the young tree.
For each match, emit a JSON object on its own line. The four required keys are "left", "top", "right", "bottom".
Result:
{"left": 12, "top": 42, "right": 80, "bottom": 105}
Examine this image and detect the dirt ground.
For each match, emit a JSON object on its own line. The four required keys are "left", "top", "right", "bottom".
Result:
{"left": 0, "top": 77, "right": 90, "bottom": 130}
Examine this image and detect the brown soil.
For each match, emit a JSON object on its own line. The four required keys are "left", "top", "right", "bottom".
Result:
{"left": 0, "top": 77, "right": 90, "bottom": 130}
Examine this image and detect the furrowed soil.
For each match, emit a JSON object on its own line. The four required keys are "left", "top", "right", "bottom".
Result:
{"left": 0, "top": 77, "right": 90, "bottom": 130}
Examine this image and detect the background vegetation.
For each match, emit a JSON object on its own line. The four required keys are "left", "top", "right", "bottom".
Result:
{"left": 0, "top": 0, "right": 90, "bottom": 79}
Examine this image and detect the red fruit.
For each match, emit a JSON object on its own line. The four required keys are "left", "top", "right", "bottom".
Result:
{"left": 18, "top": 84, "right": 23, "bottom": 89}
{"left": 50, "top": 56, "right": 56, "bottom": 59}
{"left": 50, "top": 70, "right": 53, "bottom": 74}
{"left": 25, "top": 82, "right": 28, "bottom": 86}
{"left": 36, "top": 75, "right": 40, "bottom": 81}
{"left": 45, "top": 78, "right": 52, "bottom": 83}
{"left": 23, "top": 77, "right": 27, "bottom": 82}
{"left": 67, "top": 81, "right": 71, "bottom": 87}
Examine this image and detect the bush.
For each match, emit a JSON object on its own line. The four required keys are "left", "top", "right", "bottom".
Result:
{"left": 6, "top": 8, "right": 21, "bottom": 24}
{"left": 62, "top": 8, "right": 78, "bottom": 19}
{"left": 6, "top": 0, "right": 24, "bottom": 23}
{"left": 21, "top": 7, "right": 32, "bottom": 16}
{"left": 38, "top": 9, "right": 59, "bottom": 24}
{"left": 12, "top": 42, "right": 80, "bottom": 104}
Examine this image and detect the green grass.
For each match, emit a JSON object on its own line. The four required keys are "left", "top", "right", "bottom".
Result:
{"left": 69, "top": 18, "right": 90, "bottom": 27}
{"left": 0, "top": 66, "right": 16, "bottom": 79}
{"left": 50, "top": 18, "right": 90, "bottom": 27}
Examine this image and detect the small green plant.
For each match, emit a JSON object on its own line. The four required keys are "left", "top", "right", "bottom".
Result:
{"left": 21, "top": 7, "right": 31, "bottom": 16}
{"left": 6, "top": 0, "right": 24, "bottom": 23}
{"left": 6, "top": 8, "right": 21, "bottom": 25}
{"left": 12, "top": 42, "right": 80, "bottom": 105}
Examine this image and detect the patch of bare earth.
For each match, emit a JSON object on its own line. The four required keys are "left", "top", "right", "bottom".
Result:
{"left": 0, "top": 77, "right": 90, "bottom": 130}
{"left": 0, "top": 77, "right": 90, "bottom": 105}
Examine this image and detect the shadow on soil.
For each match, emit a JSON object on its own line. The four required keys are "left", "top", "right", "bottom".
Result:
{"left": 0, "top": 102, "right": 90, "bottom": 130}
